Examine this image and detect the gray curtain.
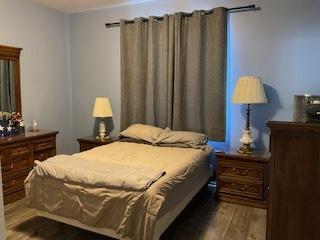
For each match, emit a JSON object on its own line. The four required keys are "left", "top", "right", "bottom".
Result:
{"left": 0, "top": 60, "right": 16, "bottom": 113}
{"left": 121, "top": 7, "right": 227, "bottom": 141}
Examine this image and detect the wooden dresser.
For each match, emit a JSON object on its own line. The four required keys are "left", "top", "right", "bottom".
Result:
{"left": 267, "top": 121, "right": 320, "bottom": 240}
{"left": 216, "top": 149, "right": 269, "bottom": 209}
{"left": 0, "top": 130, "right": 58, "bottom": 204}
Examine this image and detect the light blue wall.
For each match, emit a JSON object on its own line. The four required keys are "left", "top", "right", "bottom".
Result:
{"left": 0, "top": 0, "right": 74, "bottom": 154}
{"left": 68, "top": 0, "right": 320, "bottom": 151}
{"left": 0, "top": 0, "right": 76, "bottom": 236}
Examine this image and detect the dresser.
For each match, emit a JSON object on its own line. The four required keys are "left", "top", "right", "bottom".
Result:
{"left": 77, "top": 136, "right": 114, "bottom": 152}
{"left": 267, "top": 121, "right": 320, "bottom": 240}
{"left": 216, "top": 149, "right": 269, "bottom": 209}
{"left": 0, "top": 130, "right": 58, "bottom": 204}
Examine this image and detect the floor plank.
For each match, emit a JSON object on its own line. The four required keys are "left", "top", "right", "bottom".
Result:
{"left": 5, "top": 187, "right": 266, "bottom": 240}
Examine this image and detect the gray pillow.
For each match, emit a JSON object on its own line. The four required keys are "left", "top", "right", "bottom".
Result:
{"left": 120, "top": 124, "right": 163, "bottom": 144}
{"left": 156, "top": 128, "right": 208, "bottom": 149}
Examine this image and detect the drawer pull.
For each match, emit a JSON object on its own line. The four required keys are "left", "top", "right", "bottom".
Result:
{"left": 2, "top": 164, "right": 15, "bottom": 172}
{"left": 11, "top": 180, "right": 16, "bottom": 185}
{"left": 232, "top": 167, "right": 249, "bottom": 176}
{"left": 232, "top": 183, "right": 248, "bottom": 191}
{"left": 16, "top": 147, "right": 27, "bottom": 153}
{"left": 35, "top": 141, "right": 53, "bottom": 150}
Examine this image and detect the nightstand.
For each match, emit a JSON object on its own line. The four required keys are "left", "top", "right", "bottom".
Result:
{"left": 216, "top": 149, "right": 269, "bottom": 209}
{"left": 77, "top": 136, "right": 114, "bottom": 152}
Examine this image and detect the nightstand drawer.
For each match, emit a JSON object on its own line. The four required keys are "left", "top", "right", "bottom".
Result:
{"left": 77, "top": 136, "right": 114, "bottom": 152}
{"left": 80, "top": 143, "right": 98, "bottom": 152}
{"left": 219, "top": 180, "right": 263, "bottom": 200}
{"left": 219, "top": 162, "right": 264, "bottom": 183}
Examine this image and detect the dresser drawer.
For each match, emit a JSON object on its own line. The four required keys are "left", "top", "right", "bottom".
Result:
{"left": 34, "top": 149, "right": 56, "bottom": 162}
{"left": 3, "top": 175, "right": 26, "bottom": 194}
{"left": 219, "top": 161, "right": 264, "bottom": 183}
{"left": 4, "top": 143, "right": 32, "bottom": 161}
{"left": 219, "top": 179, "right": 263, "bottom": 200}
{"left": 34, "top": 137, "right": 55, "bottom": 152}
{"left": 1, "top": 157, "right": 30, "bottom": 177}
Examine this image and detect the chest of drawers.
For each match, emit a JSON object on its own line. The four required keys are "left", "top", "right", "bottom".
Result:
{"left": 267, "top": 121, "right": 320, "bottom": 240}
{"left": 0, "top": 130, "right": 58, "bottom": 204}
{"left": 216, "top": 149, "right": 269, "bottom": 209}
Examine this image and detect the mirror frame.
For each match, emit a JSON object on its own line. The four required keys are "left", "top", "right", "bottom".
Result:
{"left": 0, "top": 45, "right": 22, "bottom": 114}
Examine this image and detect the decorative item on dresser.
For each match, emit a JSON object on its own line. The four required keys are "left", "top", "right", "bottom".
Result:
{"left": 77, "top": 135, "right": 114, "bottom": 152}
{"left": 216, "top": 149, "right": 269, "bottom": 209}
{"left": 0, "top": 130, "right": 58, "bottom": 204}
{"left": 267, "top": 121, "right": 320, "bottom": 240}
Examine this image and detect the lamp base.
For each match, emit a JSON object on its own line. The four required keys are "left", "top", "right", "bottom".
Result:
{"left": 96, "top": 120, "right": 108, "bottom": 141}
{"left": 96, "top": 135, "right": 110, "bottom": 141}
{"left": 238, "top": 128, "right": 254, "bottom": 154}
{"left": 237, "top": 143, "right": 255, "bottom": 154}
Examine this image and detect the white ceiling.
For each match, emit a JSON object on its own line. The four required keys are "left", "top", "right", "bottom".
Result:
{"left": 29, "top": 0, "right": 157, "bottom": 13}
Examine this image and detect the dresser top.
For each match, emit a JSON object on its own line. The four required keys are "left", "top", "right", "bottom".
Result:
{"left": 0, "top": 130, "right": 58, "bottom": 146}
{"left": 267, "top": 121, "right": 320, "bottom": 132}
{"left": 215, "top": 148, "right": 270, "bottom": 162}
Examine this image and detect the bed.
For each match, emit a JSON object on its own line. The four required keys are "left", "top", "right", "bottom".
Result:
{"left": 25, "top": 125, "right": 214, "bottom": 240}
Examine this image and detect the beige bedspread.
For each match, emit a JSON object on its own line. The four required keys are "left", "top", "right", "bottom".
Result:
{"left": 32, "top": 155, "right": 165, "bottom": 191}
{"left": 25, "top": 142, "right": 212, "bottom": 240}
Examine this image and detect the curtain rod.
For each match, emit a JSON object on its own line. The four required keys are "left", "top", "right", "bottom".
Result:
{"left": 105, "top": 4, "right": 257, "bottom": 28}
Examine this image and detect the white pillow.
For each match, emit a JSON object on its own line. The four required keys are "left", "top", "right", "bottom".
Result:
{"left": 120, "top": 124, "right": 163, "bottom": 144}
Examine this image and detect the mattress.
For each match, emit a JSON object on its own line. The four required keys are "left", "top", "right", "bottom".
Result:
{"left": 25, "top": 141, "right": 213, "bottom": 240}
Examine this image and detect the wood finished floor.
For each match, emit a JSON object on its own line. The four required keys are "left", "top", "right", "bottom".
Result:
{"left": 5, "top": 187, "right": 266, "bottom": 240}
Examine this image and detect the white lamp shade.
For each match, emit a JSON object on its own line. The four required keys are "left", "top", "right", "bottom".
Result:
{"left": 232, "top": 76, "right": 268, "bottom": 104}
{"left": 93, "top": 97, "right": 113, "bottom": 117}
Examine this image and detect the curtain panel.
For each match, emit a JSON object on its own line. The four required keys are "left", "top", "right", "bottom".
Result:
{"left": 121, "top": 7, "right": 227, "bottom": 141}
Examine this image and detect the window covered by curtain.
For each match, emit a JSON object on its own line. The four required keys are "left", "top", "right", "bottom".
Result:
{"left": 121, "top": 7, "right": 227, "bottom": 141}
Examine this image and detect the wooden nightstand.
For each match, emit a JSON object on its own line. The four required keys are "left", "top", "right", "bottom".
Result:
{"left": 77, "top": 136, "right": 114, "bottom": 152}
{"left": 216, "top": 149, "right": 269, "bottom": 209}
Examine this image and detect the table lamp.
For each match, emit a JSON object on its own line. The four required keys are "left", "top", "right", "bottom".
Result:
{"left": 232, "top": 76, "right": 268, "bottom": 154}
{"left": 93, "top": 97, "right": 113, "bottom": 140}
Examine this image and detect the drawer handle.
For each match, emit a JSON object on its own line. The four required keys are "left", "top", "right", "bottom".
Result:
{"left": 11, "top": 180, "right": 16, "bottom": 185}
{"left": 2, "top": 164, "right": 15, "bottom": 172}
{"left": 232, "top": 183, "right": 248, "bottom": 191}
{"left": 38, "top": 142, "right": 51, "bottom": 148}
{"left": 232, "top": 168, "right": 249, "bottom": 176}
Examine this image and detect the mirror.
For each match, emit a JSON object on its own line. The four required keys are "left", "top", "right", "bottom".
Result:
{"left": 0, "top": 45, "right": 22, "bottom": 120}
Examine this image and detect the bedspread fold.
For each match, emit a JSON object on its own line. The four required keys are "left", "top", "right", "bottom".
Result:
{"left": 30, "top": 155, "right": 165, "bottom": 191}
